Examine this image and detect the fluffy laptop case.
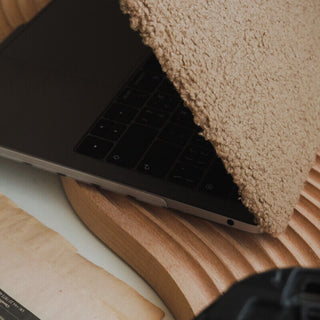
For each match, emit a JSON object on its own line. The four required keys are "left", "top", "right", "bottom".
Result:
{"left": 120, "top": 0, "right": 320, "bottom": 234}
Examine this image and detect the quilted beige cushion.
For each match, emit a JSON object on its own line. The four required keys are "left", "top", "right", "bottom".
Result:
{"left": 120, "top": 0, "right": 320, "bottom": 234}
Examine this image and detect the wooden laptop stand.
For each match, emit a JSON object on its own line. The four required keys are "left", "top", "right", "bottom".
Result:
{"left": 62, "top": 151, "right": 320, "bottom": 320}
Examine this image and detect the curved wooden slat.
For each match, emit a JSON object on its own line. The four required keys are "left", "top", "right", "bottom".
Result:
{"left": 215, "top": 229, "right": 277, "bottom": 272}
{"left": 141, "top": 205, "right": 237, "bottom": 293}
{"left": 0, "top": 2, "right": 14, "bottom": 40}
{"left": 188, "top": 221, "right": 256, "bottom": 279}
{"left": 0, "top": 0, "right": 50, "bottom": 43}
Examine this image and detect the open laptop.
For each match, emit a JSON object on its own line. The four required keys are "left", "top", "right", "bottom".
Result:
{"left": 0, "top": 0, "right": 259, "bottom": 233}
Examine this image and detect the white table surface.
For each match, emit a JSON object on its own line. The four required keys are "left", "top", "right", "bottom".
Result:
{"left": 0, "top": 156, "right": 174, "bottom": 320}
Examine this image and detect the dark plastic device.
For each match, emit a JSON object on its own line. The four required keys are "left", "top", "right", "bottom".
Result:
{"left": 195, "top": 268, "right": 320, "bottom": 320}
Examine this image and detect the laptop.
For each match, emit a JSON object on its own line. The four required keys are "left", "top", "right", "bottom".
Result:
{"left": 0, "top": 0, "right": 259, "bottom": 233}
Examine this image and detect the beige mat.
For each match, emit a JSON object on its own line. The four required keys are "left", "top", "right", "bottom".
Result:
{"left": 0, "top": 193, "right": 164, "bottom": 320}
{"left": 120, "top": 0, "right": 320, "bottom": 234}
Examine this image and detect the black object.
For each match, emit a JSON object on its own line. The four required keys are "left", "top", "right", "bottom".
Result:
{"left": 0, "top": 289, "right": 40, "bottom": 320}
{"left": 195, "top": 268, "right": 320, "bottom": 320}
{"left": 107, "top": 124, "right": 157, "bottom": 168}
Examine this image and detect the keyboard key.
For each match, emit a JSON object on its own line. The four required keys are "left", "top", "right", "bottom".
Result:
{"left": 180, "top": 145, "right": 214, "bottom": 168}
{"left": 129, "top": 70, "right": 162, "bottom": 93}
{"left": 169, "top": 162, "right": 203, "bottom": 188}
{"left": 77, "top": 136, "right": 113, "bottom": 159}
{"left": 107, "top": 124, "right": 157, "bottom": 168}
{"left": 159, "top": 77, "right": 178, "bottom": 96}
{"left": 228, "top": 186, "right": 240, "bottom": 201}
{"left": 159, "top": 124, "right": 192, "bottom": 146}
{"left": 91, "top": 119, "right": 126, "bottom": 141}
{"left": 144, "top": 55, "right": 163, "bottom": 74}
{"left": 191, "top": 133, "right": 214, "bottom": 151}
{"left": 148, "top": 91, "right": 180, "bottom": 112}
{"left": 104, "top": 103, "right": 138, "bottom": 124}
{"left": 116, "top": 88, "right": 149, "bottom": 108}
{"left": 171, "top": 106, "right": 195, "bottom": 128}
{"left": 200, "top": 159, "right": 235, "bottom": 197}
{"left": 138, "top": 141, "right": 181, "bottom": 177}
{"left": 196, "top": 144, "right": 215, "bottom": 158}
{"left": 136, "top": 108, "right": 168, "bottom": 128}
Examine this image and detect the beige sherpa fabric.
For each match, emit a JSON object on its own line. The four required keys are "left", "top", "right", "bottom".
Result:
{"left": 120, "top": 0, "right": 320, "bottom": 234}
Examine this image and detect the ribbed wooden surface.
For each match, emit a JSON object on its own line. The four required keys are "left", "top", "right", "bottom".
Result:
{"left": 0, "top": 0, "right": 50, "bottom": 43}
{"left": 61, "top": 151, "right": 320, "bottom": 320}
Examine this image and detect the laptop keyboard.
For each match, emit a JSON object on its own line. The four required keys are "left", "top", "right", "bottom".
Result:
{"left": 76, "top": 55, "right": 238, "bottom": 200}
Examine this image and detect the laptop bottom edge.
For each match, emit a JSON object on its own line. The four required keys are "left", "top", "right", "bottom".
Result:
{"left": 0, "top": 146, "right": 261, "bottom": 234}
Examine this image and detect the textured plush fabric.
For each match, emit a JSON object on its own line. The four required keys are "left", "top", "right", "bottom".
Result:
{"left": 120, "top": 0, "right": 320, "bottom": 234}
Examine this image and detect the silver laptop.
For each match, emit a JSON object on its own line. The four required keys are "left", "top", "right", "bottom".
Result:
{"left": 0, "top": 0, "right": 259, "bottom": 233}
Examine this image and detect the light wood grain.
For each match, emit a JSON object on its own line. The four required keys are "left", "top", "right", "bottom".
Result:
{"left": 0, "top": 193, "right": 164, "bottom": 320}
{"left": 62, "top": 149, "right": 320, "bottom": 320}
